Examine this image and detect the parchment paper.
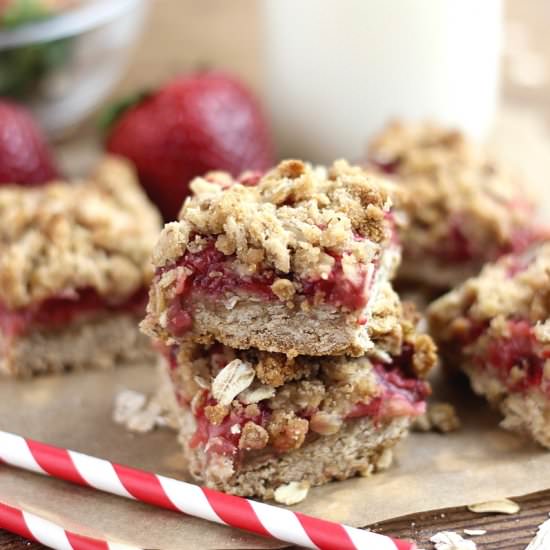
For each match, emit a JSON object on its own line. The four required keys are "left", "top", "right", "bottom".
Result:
{"left": 1, "top": 362, "right": 549, "bottom": 550}
{"left": 0, "top": 108, "right": 548, "bottom": 549}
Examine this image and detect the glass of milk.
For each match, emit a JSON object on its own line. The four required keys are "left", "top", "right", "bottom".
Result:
{"left": 260, "top": 0, "right": 502, "bottom": 163}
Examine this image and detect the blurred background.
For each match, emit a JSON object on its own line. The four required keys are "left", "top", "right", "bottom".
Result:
{"left": 122, "top": 0, "right": 550, "bottom": 158}
{"left": 1, "top": 0, "right": 549, "bottom": 187}
{"left": 120, "top": 0, "right": 547, "bottom": 127}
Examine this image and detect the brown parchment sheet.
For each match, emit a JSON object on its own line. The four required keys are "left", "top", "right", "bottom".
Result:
{"left": 0, "top": 109, "right": 548, "bottom": 549}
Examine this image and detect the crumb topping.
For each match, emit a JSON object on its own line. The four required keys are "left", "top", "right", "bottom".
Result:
{"left": 238, "top": 421, "right": 269, "bottom": 450}
{"left": 419, "top": 402, "right": 462, "bottom": 433}
{"left": 152, "top": 159, "right": 395, "bottom": 281}
{"left": 265, "top": 410, "right": 308, "bottom": 452}
{"left": 428, "top": 244, "right": 550, "bottom": 400}
{"left": 367, "top": 283, "right": 438, "bottom": 378}
{"left": 368, "top": 122, "right": 542, "bottom": 274}
{"left": 429, "top": 243, "right": 550, "bottom": 340}
{"left": 0, "top": 156, "right": 161, "bottom": 309}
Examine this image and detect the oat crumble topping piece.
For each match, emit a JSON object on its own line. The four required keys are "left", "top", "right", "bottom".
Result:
{"left": 412, "top": 402, "right": 461, "bottom": 434}
{"left": 0, "top": 155, "right": 161, "bottom": 309}
{"left": 368, "top": 121, "right": 547, "bottom": 290}
{"left": 0, "top": 156, "right": 162, "bottom": 377}
{"left": 428, "top": 242, "right": 550, "bottom": 447}
{"left": 142, "top": 158, "right": 401, "bottom": 356}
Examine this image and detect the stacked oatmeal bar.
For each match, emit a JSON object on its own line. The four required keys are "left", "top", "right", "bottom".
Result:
{"left": 368, "top": 122, "right": 547, "bottom": 291}
{"left": 428, "top": 242, "right": 550, "bottom": 448}
{"left": 142, "top": 159, "right": 437, "bottom": 499}
{"left": 0, "top": 156, "right": 162, "bottom": 376}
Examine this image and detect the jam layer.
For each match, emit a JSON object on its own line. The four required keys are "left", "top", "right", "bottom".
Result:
{"left": 161, "top": 239, "right": 375, "bottom": 338}
{"left": 186, "top": 361, "right": 428, "bottom": 462}
{"left": 0, "top": 287, "right": 148, "bottom": 340}
{"left": 473, "top": 319, "right": 550, "bottom": 392}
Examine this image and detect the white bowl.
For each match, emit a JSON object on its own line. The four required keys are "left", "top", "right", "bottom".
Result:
{"left": 0, "top": 0, "right": 148, "bottom": 137}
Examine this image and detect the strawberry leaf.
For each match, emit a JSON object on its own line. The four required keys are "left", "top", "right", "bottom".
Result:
{"left": 2, "top": 0, "right": 50, "bottom": 28}
{"left": 99, "top": 91, "right": 151, "bottom": 137}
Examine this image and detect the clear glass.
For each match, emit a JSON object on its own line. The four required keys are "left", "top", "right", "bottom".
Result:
{"left": 0, "top": 0, "right": 148, "bottom": 137}
{"left": 261, "top": 0, "right": 503, "bottom": 163}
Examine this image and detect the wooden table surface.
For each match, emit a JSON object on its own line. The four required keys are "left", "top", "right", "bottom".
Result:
{"left": 3, "top": 1, "right": 550, "bottom": 549}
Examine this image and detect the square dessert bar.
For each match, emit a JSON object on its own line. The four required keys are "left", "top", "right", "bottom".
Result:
{"left": 160, "top": 288, "right": 436, "bottom": 498}
{"left": 428, "top": 242, "right": 550, "bottom": 448}
{"left": 142, "top": 159, "right": 401, "bottom": 357}
{"left": 0, "top": 156, "right": 162, "bottom": 376}
{"left": 368, "top": 122, "right": 547, "bottom": 290}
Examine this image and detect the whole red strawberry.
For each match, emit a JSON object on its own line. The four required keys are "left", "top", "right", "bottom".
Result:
{"left": 105, "top": 71, "right": 274, "bottom": 220}
{"left": 0, "top": 100, "right": 59, "bottom": 185}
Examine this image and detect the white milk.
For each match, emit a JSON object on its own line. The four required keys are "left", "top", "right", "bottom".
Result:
{"left": 260, "top": 0, "right": 502, "bottom": 163}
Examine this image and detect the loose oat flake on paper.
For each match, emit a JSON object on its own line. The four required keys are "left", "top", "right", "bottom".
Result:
{"left": 467, "top": 498, "right": 520, "bottom": 515}
{"left": 462, "top": 529, "right": 486, "bottom": 536}
{"left": 273, "top": 481, "right": 310, "bottom": 505}
{"left": 430, "top": 531, "right": 476, "bottom": 550}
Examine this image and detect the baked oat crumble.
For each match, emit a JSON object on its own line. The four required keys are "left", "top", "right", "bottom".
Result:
{"left": 152, "top": 159, "right": 394, "bottom": 283}
{"left": 0, "top": 156, "right": 161, "bottom": 309}
{"left": 430, "top": 243, "right": 550, "bottom": 332}
{"left": 428, "top": 243, "right": 550, "bottom": 447}
{"left": 369, "top": 122, "right": 545, "bottom": 288}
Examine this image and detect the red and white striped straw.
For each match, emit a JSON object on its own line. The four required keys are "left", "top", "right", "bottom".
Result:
{"left": 0, "top": 500, "right": 141, "bottom": 550}
{"left": 0, "top": 430, "right": 415, "bottom": 550}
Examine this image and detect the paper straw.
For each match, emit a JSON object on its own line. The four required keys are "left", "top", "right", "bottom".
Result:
{"left": 0, "top": 430, "right": 415, "bottom": 550}
{"left": 0, "top": 500, "right": 141, "bottom": 550}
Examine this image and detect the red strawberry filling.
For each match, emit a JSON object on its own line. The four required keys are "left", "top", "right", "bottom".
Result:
{"left": 188, "top": 362, "right": 428, "bottom": 461}
{"left": 475, "top": 319, "right": 550, "bottom": 392}
{"left": 432, "top": 218, "right": 544, "bottom": 267}
{"left": 190, "top": 398, "right": 271, "bottom": 457}
{"left": 346, "top": 364, "right": 428, "bottom": 419}
{"left": 0, "top": 287, "right": 148, "bottom": 341}
{"left": 300, "top": 257, "right": 371, "bottom": 310}
{"left": 167, "top": 241, "right": 276, "bottom": 301}
{"left": 372, "top": 159, "right": 401, "bottom": 175}
{"left": 436, "top": 218, "right": 475, "bottom": 263}
{"left": 161, "top": 239, "right": 376, "bottom": 337}
{"left": 373, "top": 156, "right": 546, "bottom": 267}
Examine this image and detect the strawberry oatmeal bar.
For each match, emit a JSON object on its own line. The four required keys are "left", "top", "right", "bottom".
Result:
{"left": 142, "top": 159, "right": 400, "bottom": 357}
{"left": 368, "top": 122, "right": 546, "bottom": 290}
{"left": 160, "top": 286, "right": 436, "bottom": 498}
{"left": 0, "top": 156, "right": 162, "bottom": 376}
{"left": 428, "top": 242, "right": 550, "bottom": 447}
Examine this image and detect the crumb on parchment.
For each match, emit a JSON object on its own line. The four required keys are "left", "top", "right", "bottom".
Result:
{"left": 413, "top": 402, "right": 461, "bottom": 433}
{"left": 273, "top": 480, "right": 310, "bottom": 505}
{"left": 113, "top": 388, "right": 176, "bottom": 433}
{"left": 430, "top": 531, "right": 477, "bottom": 550}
